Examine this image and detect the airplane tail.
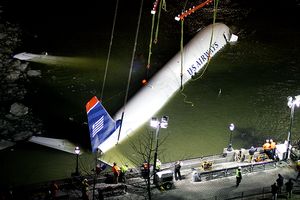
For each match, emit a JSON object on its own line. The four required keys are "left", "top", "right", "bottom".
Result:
{"left": 86, "top": 96, "right": 121, "bottom": 152}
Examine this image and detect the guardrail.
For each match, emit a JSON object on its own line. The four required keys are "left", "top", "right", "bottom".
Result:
{"left": 194, "top": 160, "right": 277, "bottom": 182}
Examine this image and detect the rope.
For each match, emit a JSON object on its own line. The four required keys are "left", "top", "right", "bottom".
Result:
{"left": 146, "top": 0, "right": 166, "bottom": 79}
{"left": 117, "top": 0, "right": 144, "bottom": 143}
{"left": 179, "top": 0, "right": 219, "bottom": 106}
{"left": 100, "top": 0, "right": 119, "bottom": 101}
{"left": 180, "top": 19, "right": 184, "bottom": 90}
{"left": 146, "top": 13, "right": 156, "bottom": 79}
{"left": 179, "top": 0, "right": 188, "bottom": 88}
{"left": 191, "top": 0, "right": 219, "bottom": 81}
{"left": 179, "top": 0, "right": 194, "bottom": 106}
{"left": 153, "top": 0, "right": 165, "bottom": 44}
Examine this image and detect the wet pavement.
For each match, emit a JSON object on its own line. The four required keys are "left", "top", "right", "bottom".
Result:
{"left": 152, "top": 161, "right": 298, "bottom": 200}
{"left": 8, "top": 156, "right": 300, "bottom": 200}
{"left": 108, "top": 160, "right": 299, "bottom": 200}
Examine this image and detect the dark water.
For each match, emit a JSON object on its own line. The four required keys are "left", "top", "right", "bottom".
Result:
{"left": 1, "top": 0, "right": 300, "bottom": 186}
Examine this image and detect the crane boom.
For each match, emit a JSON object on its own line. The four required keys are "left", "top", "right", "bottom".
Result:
{"left": 175, "top": 0, "right": 213, "bottom": 21}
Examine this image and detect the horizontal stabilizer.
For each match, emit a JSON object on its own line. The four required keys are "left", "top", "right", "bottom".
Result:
{"left": 13, "top": 52, "right": 44, "bottom": 61}
{"left": 0, "top": 140, "right": 16, "bottom": 150}
{"left": 29, "top": 136, "right": 79, "bottom": 154}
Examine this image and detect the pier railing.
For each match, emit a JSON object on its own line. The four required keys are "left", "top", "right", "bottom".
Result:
{"left": 194, "top": 160, "right": 277, "bottom": 182}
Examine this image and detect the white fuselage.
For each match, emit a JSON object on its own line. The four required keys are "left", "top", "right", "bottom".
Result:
{"left": 100, "top": 23, "right": 235, "bottom": 153}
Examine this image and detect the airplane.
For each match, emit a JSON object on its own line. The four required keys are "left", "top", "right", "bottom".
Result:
{"left": 86, "top": 23, "right": 238, "bottom": 154}
{"left": 12, "top": 23, "right": 238, "bottom": 154}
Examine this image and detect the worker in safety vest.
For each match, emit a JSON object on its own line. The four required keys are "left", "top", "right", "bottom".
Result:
{"left": 120, "top": 164, "right": 128, "bottom": 183}
{"left": 156, "top": 159, "right": 162, "bottom": 172}
{"left": 112, "top": 162, "right": 120, "bottom": 184}
{"left": 270, "top": 139, "right": 276, "bottom": 159}
{"left": 263, "top": 139, "right": 271, "bottom": 158}
{"left": 236, "top": 167, "right": 242, "bottom": 187}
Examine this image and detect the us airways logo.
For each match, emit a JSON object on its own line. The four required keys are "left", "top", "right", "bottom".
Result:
{"left": 187, "top": 42, "right": 219, "bottom": 76}
{"left": 92, "top": 116, "right": 104, "bottom": 138}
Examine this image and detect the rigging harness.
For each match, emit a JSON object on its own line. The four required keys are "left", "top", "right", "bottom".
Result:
{"left": 117, "top": 0, "right": 145, "bottom": 144}
{"left": 146, "top": 0, "right": 167, "bottom": 81}
{"left": 175, "top": 0, "right": 219, "bottom": 105}
{"left": 99, "top": 0, "right": 144, "bottom": 144}
{"left": 100, "top": 0, "right": 119, "bottom": 101}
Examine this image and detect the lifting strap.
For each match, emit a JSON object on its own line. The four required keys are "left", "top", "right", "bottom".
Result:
{"left": 179, "top": 19, "right": 194, "bottom": 106}
{"left": 146, "top": 10, "right": 156, "bottom": 79}
{"left": 179, "top": 0, "right": 194, "bottom": 106}
{"left": 178, "top": 0, "right": 219, "bottom": 106}
{"left": 100, "top": 0, "right": 119, "bottom": 101}
{"left": 117, "top": 0, "right": 144, "bottom": 143}
{"left": 191, "top": 0, "right": 219, "bottom": 81}
{"left": 146, "top": 0, "right": 166, "bottom": 79}
{"left": 154, "top": 0, "right": 166, "bottom": 44}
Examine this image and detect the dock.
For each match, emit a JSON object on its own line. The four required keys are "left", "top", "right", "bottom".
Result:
{"left": 3, "top": 146, "right": 299, "bottom": 200}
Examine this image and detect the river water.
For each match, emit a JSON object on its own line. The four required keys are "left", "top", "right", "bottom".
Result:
{"left": 1, "top": 1, "right": 299, "bottom": 186}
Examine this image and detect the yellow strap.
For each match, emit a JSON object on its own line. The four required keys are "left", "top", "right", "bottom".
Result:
{"left": 146, "top": 13, "right": 156, "bottom": 76}
{"left": 192, "top": 0, "right": 219, "bottom": 81}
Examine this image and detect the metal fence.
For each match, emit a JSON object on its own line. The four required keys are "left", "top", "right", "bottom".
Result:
{"left": 195, "top": 161, "right": 277, "bottom": 182}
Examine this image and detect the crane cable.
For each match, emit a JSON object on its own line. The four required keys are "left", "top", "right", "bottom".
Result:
{"left": 146, "top": 0, "right": 166, "bottom": 80}
{"left": 179, "top": 0, "right": 219, "bottom": 106}
{"left": 154, "top": 0, "right": 166, "bottom": 44}
{"left": 100, "top": 0, "right": 119, "bottom": 101}
{"left": 117, "top": 0, "right": 144, "bottom": 144}
{"left": 191, "top": 0, "right": 219, "bottom": 81}
{"left": 179, "top": 19, "right": 194, "bottom": 106}
{"left": 179, "top": 0, "right": 188, "bottom": 88}
{"left": 146, "top": 10, "right": 156, "bottom": 79}
{"left": 179, "top": 0, "right": 194, "bottom": 106}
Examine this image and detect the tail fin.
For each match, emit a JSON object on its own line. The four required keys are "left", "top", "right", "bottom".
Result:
{"left": 86, "top": 96, "right": 121, "bottom": 152}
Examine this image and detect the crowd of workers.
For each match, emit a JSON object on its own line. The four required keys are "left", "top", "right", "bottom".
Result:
{"left": 49, "top": 137, "right": 298, "bottom": 200}
{"left": 17, "top": 138, "right": 293, "bottom": 200}
{"left": 262, "top": 139, "right": 277, "bottom": 160}
{"left": 112, "top": 162, "right": 129, "bottom": 184}
{"left": 233, "top": 139, "right": 277, "bottom": 163}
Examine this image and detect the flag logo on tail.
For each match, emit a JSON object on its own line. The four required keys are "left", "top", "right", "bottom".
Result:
{"left": 92, "top": 116, "right": 104, "bottom": 138}
{"left": 86, "top": 96, "right": 121, "bottom": 152}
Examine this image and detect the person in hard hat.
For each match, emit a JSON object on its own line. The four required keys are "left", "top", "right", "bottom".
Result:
{"left": 236, "top": 167, "right": 242, "bottom": 187}
{"left": 156, "top": 159, "right": 162, "bottom": 172}
{"left": 112, "top": 162, "right": 120, "bottom": 184}
{"left": 141, "top": 160, "right": 150, "bottom": 179}
{"left": 263, "top": 139, "right": 271, "bottom": 158}
{"left": 248, "top": 146, "right": 257, "bottom": 163}
{"left": 174, "top": 160, "right": 182, "bottom": 181}
{"left": 270, "top": 139, "right": 276, "bottom": 160}
{"left": 120, "top": 164, "right": 128, "bottom": 183}
{"left": 143, "top": 161, "right": 149, "bottom": 170}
